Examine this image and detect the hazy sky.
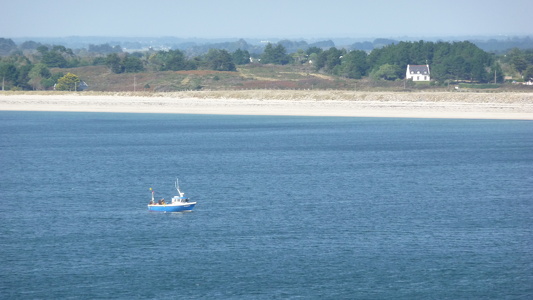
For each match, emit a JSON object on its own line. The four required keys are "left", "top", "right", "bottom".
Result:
{"left": 2, "top": 0, "right": 531, "bottom": 38}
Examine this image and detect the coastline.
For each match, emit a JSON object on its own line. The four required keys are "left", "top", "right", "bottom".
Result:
{"left": 1, "top": 91, "right": 532, "bottom": 120}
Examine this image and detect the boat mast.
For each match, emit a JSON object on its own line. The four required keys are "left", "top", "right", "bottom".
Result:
{"left": 175, "top": 178, "right": 184, "bottom": 198}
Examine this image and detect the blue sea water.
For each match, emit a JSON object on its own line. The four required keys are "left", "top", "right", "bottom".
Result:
{"left": 0, "top": 111, "right": 532, "bottom": 299}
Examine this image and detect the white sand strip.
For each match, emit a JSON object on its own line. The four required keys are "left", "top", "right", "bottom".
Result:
{"left": 1, "top": 93, "right": 532, "bottom": 120}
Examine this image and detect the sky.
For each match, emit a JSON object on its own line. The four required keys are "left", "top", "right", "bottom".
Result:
{"left": 1, "top": 0, "right": 531, "bottom": 39}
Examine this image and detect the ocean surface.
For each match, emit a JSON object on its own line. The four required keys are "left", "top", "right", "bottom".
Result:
{"left": 1, "top": 111, "right": 532, "bottom": 299}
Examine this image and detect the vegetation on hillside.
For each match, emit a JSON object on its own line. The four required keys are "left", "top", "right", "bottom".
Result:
{"left": 1, "top": 37, "right": 532, "bottom": 92}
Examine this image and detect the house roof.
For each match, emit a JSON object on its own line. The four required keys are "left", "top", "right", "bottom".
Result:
{"left": 408, "top": 65, "right": 430, "bottom": 75}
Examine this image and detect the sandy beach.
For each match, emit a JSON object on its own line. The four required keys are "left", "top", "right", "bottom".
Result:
{"left": 1, "top": 91, "right": 532, "bottom": 120}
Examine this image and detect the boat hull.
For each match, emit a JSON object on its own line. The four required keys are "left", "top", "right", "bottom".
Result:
{"left": 147, "top": 203, "right": 196, "bottom": 212}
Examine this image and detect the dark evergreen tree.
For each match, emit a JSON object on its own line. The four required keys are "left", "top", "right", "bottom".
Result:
{"left": 365, "top": 40, "right": 492, "bottom": 82}
{"left": 261, "top": 43, "right": 290, "bottom": 65}
{"left": 151, "top": 49, "right": 195, "bottom": 71}
{"left": 340, "top": 50, "right": 368, "bottom": 79}
{"left": 41, "top": 50, "right": 68, "bottom": 68}
{"left": 19, "top": 41, "right": 43, "bottom": 50}
{"left": 0, "top": 62, "right": 18, "bottom": 89}
{"left": 511, "top": 53, "right": 528, "bottom": 75}
{"left": 523, "top": 66, "right": 533, "bottom": 81}
{"left": 0, "top": 38, "right": 17, "bottom": 56}
{"left": 106, "top": 53, "right": 124, "bottom": 73}
{"left": 315, "top": 47, "right": 344, "bottom": 73}
{"left": 370, "top": 64, "right": 402, "bottom": 80}
{"left": 205, "top": 49, "right": 236, "bottom": 71}
{"left": 16, "top": 64, "right": 32, "bottom": 90}
{"left": 36, "top": 45, "right": 75, "bottom": 68}
{"left": 123, "top": 54, "right": 144, "bottom": 73}
{"left": 306, "top": 47, "right": 322, "bottom": 56}
{"left": 232, "top": 49, "right": 250, "bottom": 65}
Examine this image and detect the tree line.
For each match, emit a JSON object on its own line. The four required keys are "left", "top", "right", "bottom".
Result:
{"left": 1, "top": 37, "right": 532, "bottom": 91}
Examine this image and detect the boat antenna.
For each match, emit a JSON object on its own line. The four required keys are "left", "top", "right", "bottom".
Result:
{"left": 175, "top": 178, "right": 184, "bottom": 198}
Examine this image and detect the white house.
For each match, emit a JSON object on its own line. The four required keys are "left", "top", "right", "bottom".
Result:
{"left": 406, "top": 64, "right": 430, "bottom": 81}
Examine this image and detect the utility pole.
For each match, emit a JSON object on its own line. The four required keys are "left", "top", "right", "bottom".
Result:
{"left": 494, "top": 70, "right": 497, "bottom": 84}
{"left": 2, "top": 76, "right": 4, "bottom": 91}
{"left": 134, "top": 75, "right": 136, "bottom": 92}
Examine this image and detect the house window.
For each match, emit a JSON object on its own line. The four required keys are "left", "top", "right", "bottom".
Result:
{"left": 424, "top": 76, "right": 427, "bottom": 80}
{"left": 417, "top": 76, "right": 420, "bottom": 80}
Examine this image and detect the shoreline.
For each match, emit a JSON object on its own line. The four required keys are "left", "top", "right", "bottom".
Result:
{"left": 1, "top": 91, "right": 532, "bottom": 120}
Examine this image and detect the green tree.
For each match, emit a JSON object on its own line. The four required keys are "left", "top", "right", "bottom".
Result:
{"left": 0, "top": 62, "right": 18, "bottom": 90}
{"left": 205, "top": 49, "right": 236, "bottom": 71}
{"left": 370, "top": 64, "right": 402, "bottom": 80}
{"left": 106, "top": 53, "right": 124, "bottom": 73}
{"left": 523, "top": 66, "right": 533, "bottom": 82}
{"left": 261, "top": 43, "right": 290, "bottom": 65}
{"left": 524, "top": 49, "right": 533, "bottom": 65}
{"left": 503, "top": 48, "right": 531, "bottom": 78}
{"left": 41, "top": 72, "right": 64, "bottom": 90}
{"left": 366, "top": 40, "right": 493, "bottom": 82}
{"left": 315, "top": 47, "right": 344, "bottom": 73}
{"left": 340, "top": 50, "right": 368, "bottom": 79}
{"left": 471, "top": 55, "right": 490, "bottom": 82}
{"left": 306, "top": 47, "right": 322, "bottom": 56}
{"left": 92, "top": 57, "right": 107, "bottom": 66}
{"left": 308, "top": 52, "right": 319, "bottom": 66}
{"left": 512, "top": 55, "right": 528, "bottom": 75}
{"left": 42, "top": 50, "right": 68, "bottom": 68}
{"left": 0, "top": 38, "right": 17, "bottom": 56}
{"left": 55, "top": 72, "right": 81, "bottom": 91}
{"left": 52, "top": 45, "right": 69, "bottom": 54}
{"left": 150, "top": 49, "right": 195, "bottom": 71}
{"left": 16, "top": 64, "right": 32, "bottom": 90}
{"left": 28, "top": 63, "right": 51, "bottom": 90}
{"left": 38, "top": 45, "right": 75, "bottom": 68}
{"left": 123, "top": 54, "right": 144, "bottom": 73}
{"left": 291, "top": 49, "right": 308, "bottom": 64}
{"left": 231, "top": 49, "right": 250, "bottom": 65}
{"left": 41, "top": 77, "right": 56, "bottom": 90}
{"left": 20, "top": 40, "right": 42, "bottom": 50}
{"left": 161, "top": 50, "right": 187, "bottom": 71}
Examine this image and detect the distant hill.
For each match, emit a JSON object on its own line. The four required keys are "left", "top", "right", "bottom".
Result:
{"left": 471, "top": 36, "right": 533, "bottom": 53}
{"left": 8, "top": 35, "right": 532, "bottom": 55}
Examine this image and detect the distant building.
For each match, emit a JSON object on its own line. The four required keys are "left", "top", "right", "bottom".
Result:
{"left": 406, "top": 64, "right": 430, "bottom": 81}
{"left": 78, "top": 81, "right": 89, "bottom": 90}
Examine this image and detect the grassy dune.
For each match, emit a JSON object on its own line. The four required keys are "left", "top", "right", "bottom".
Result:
{"left": 3, "top": 89, "right": 533, "bottom": 104}
{"left": 43, "top": 63, "right": 533, "bottom": 94}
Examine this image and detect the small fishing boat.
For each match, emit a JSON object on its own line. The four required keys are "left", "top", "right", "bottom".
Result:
{"left": 148, "top": 179, "right": 196, "bottom": 212}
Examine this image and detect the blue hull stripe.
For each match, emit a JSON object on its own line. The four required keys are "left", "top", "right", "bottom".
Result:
{"left": 148, "top": 204, "right": 196, "bottom": 212}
